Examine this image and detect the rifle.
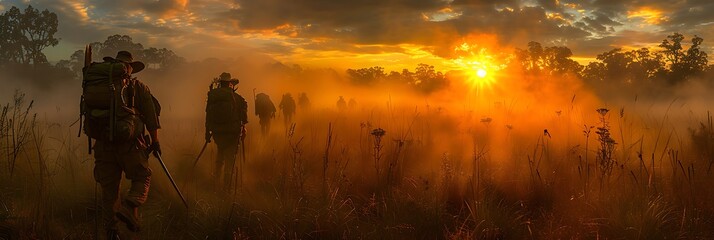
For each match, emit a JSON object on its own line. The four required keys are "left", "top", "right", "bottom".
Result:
{"left": 152, "top": 151, "right": 189, "bottom": 208}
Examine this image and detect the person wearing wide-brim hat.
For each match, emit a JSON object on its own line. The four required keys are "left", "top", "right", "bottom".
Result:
{"left": 205, "top": 72, "right": 248, "bottom": 191}
{"left": 215, "top": 72, "right": 239, "bottom": 83}
{"left": 92, "top": 50, "right": 161, "bottom": 238}
{"left": 103, "top": 50, "right": 146, "bottom": 74}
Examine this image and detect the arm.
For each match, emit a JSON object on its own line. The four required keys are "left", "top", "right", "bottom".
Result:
{"left": 134, "top": 80, "right": 162, "bottom": 154}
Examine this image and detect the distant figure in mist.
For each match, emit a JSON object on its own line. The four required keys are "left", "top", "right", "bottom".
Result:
{"left": 205, "top": 72, "right": 248, "bottom": 191}
{"left": 254, "top": 93, "right": 276, "bottom": 135}
{"left": 279, "top": 93, "right": 296, "bottom": 126}
{"left": 348, "top": 98, "right": 357, "bottom": 110}
{"left": 82, "top": 51, "right": 161, "bottom": 237}
{"left": 336, "top": 96, "right": 347, "bottom": 111}
{"left": 298, "top": 92, "right": 311, "bottom": 110}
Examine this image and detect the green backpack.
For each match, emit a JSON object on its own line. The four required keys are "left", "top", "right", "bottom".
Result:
{"left": 81, "top": 60, "right": 143, "bottom": 143}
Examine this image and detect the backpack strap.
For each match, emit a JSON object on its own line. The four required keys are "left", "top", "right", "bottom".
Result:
{"left": 108, "top": 63, "right": 115, "bottom": 141}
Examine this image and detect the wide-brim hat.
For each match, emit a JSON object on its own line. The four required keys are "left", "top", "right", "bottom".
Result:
{"left": 103, "top": 51, "right": 145, "bottom": 74}
{"left": 217, "top": 72, "right": 239, "bottom": 83}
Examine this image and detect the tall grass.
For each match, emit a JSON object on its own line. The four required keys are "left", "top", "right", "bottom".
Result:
{"left": 1, "top": 91, "right": 714, "bottom": 239}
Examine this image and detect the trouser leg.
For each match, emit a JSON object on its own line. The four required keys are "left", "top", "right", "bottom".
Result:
{"left": 223, "top": 148, "right": 235, "bottom": 189}
{"left": 94, "top": 151, "right": 122, "bottom": 231}
{"left": 121, "top": 148, "right": 152, "bottom": 207}
{"left": 214, "top": 133, "right": 239, "bottom": 190}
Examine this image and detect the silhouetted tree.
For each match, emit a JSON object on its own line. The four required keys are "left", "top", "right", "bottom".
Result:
{"left": 0, "top": 5, "right": 58, "bottom": 65}
{"left": 142, "top": 47, "right": 184, "bottom": 69}
{"left": 90, "top": 34, "right": 144, "bottom": 61}
{"left": 582, "top": 62, "right": 606, "bottom": 83}
{"left": 68, "top": 34, "right": 184, "bottom": 72}
{"left": 346, "top": 66, "right": 385, "bottom": 85}
{"left": 514, "top": 42, "right": 545, "bottom": 74}
{"left": 514, "top": 41, "right": 581, "bottom": 76}
{"left": 54, "top": 49, "right": 84, "bottom": 78}
{"left": 659, "top": 33, "right": 708, "bottom": 84}
{"left": 412, "top": 63, "right": 448, "bottom": 93}
{"left": 583, "top": 47, "right": 666, "bottom": 86}
{"left": 543, "top": 46, "right": 582, "bottom": 75}
{"left": 626, "top": 48, "right": 665, "bottom": 83}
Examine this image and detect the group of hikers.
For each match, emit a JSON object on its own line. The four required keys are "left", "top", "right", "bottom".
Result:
{"left": 80, "top": 50, "right": 361, "bottom": 238}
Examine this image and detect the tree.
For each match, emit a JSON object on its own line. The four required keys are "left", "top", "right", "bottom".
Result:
{"left": 142, "top": 47, "right": 184, "bottom": 69}
{"left": 55, "top": 50, "right": 84, "bottom": 78}
{"left": 584, "top": 47, "right": 665, "bottom": 86}
{"left": 543, "top": 46, "right": 582, "bottom": 75}
{"left": 514, "top": 41, "right": 545, "bottom": 74}
{"left": 625, "top": 48, "right": 665, "bottom": 83}
{"left": 582, "top": 62, "right": 606, "bottom": 83}
{"left": 0, "top": 5, "right": 58, "bottom": 65}
{"left": 20, "top": 5, "right": 59, "bottom": 64}
{"left": 412, "top": 63, "right": 448, "bottom": 93}
{"left": 0, "top": 6, "right": 24, "bottom": 64}
{"left": 659, "top": 33, "right": 708, "bottom": 84}
{"left": 91, "top": 34, "right": 144, "bottom": 61}
{"left": 79, "top": 34, "right": 184, "bottom": 71}
{"left": 596, "top": 48, "right": 630, "bottom": 82}
{"left": 346, "top": 66, "right": 386, "bottom": 85}
{"left": 514, "top": 41, "right": 582, "bottom": 76}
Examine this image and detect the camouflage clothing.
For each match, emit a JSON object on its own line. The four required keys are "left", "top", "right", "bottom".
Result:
{"left": 93, "top": 79, "right": 160, "bottom": 231}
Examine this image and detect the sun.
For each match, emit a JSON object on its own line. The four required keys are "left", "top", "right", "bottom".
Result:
{"left": 476, "top": 69, "right": 487, "bottom": 78}
{"left": 450, "top": 42, "right": 510, "bottom": 91}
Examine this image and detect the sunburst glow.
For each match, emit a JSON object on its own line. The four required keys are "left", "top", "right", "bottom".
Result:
{"left": 451, "top": 42, "right": 510, "bottom": 90}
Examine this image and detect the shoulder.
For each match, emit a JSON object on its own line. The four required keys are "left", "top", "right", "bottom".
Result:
{"left": 129, "top": 78, "right": 151, "bottom": 92}
{"left": 234, "top": 93, "right": 247, "bottom": 103}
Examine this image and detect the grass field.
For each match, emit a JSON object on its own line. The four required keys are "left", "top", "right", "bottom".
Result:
{"left": 1, "top": 85, "right": 714, "bottom": 239}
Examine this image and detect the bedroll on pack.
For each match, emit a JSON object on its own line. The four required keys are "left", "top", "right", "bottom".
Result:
{"left": 81, "top": 60, "right": 143, "bottom": 142}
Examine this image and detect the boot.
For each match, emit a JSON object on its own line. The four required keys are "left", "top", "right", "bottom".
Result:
{"left": 115, "top": 200, "right": 141, "bottom": 232}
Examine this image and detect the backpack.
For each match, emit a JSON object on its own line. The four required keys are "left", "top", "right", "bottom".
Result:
{"left": 206, "top": 87, "right": 243, "bottom": 133}
{"left": 255, "top": 93, "right": 275, "bottom": 117}
{"left": 81, "top": 60, "right": 143, "bottom": 143}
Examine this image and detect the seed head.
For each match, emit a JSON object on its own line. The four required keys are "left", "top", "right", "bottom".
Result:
{"left": 371, "top": 128, "right": 386, "bottom": 137}
{"left": 596, "top": 108, "right": 609, "bottom": 117}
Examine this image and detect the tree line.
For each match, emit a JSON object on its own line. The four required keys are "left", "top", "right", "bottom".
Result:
{"left": 0, "top": 5, "right": 184, "bottom": 80}
{"left": 348, "top": 33, "right": 711, "bottom": 94}
{"left": 516, "top": 33, "right": 710, "bottom": 86}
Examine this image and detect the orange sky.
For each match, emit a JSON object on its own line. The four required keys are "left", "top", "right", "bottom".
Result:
{"left": 3, "top": 0, "right": 713, "bottom": 70}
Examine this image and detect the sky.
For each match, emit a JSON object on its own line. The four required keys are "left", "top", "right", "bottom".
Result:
{"left": 2, "top": 0, "right": 714, "bottom": 71}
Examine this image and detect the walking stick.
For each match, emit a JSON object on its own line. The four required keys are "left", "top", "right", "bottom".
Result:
{"left": 192, "top": 141, "right": 209, "bottom": 168}
{"left": 153, "top": 152, "right": 189, "bottom": 208}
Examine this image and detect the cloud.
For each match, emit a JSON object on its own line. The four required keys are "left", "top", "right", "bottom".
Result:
{"left": 4, "top": 0, "right": 713, "bottom": 67}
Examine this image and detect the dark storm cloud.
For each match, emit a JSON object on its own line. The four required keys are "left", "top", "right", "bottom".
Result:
{"left": 449, "top": 6, "right": 590, "bottom": 47}
{"left": 89, "top": 0, "right": 188, "bottom": 17}
{"left": 576, "top": 13, "right": 621, "bottom": 34}
{"left": 224, "top": 0, "right": 591, "bottom": 57}
{"left": 662, "top": 2, "right": 714, "bottom": 30}
{"left": 232, "top": 0, "right": 446, "bottom": 30}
